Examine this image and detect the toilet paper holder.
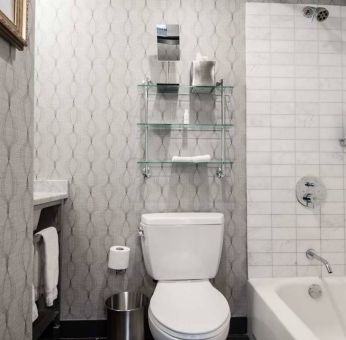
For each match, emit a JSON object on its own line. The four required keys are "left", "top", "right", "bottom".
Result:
{"left": 108, "top": 245, "right": 130, "bottom": 273}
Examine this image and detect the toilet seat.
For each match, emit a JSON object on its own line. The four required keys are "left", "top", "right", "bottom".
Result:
{"left": 149, "top": 309, "right": 230, "bottom": 340}
{"left": 149, "top": 280, "right": 231, "bottom": 340}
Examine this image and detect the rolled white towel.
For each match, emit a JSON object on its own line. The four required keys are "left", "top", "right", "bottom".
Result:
{"left": 172, "top": 156, "right": 194, "bottom": 162}
{"left": 192, "top": 154, "right": 211, "bottom": 163}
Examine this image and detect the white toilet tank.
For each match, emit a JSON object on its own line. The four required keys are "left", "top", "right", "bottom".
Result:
{"left": 140, "top": 212, "right": 224, "bottom": 281}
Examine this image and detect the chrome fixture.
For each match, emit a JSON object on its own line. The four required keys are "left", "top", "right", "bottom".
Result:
{"left": 303, "top": 6, "right": 329, "bottom": 22}
{"left": 296, "top": 176, "right": 326, "bottom": 209}
{"left": 308, "top": 284, "right": 322, "bottom": 299}
{"left": 216, "top": 167, "right": 225, "bottom": 179}
{"left": 156, "top": 24, "right": 180, "bottom": 61}
{"left": 306, "top": 249, "right": 333, "bottom": 274}
{"left": 138, "top": 225, "right": 145, "bottom": 238}
{"left": 340, "top": 138, "right": 346, "bottom": 147}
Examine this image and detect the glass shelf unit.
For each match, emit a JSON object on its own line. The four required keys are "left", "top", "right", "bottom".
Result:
{"left": 137, "top": 123, "right": 233, "bottom": 131}
{"left": 137, "top": 82, "right": 233, "bottom": 95}
{"left": 137, "top": 160, "right": 232, "bottom": 165}
{"left": 139, "top": 79, "right": 232, "bottom": 178}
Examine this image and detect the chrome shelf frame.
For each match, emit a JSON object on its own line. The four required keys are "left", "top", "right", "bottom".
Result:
{"left": 139, "top": 79, "right": 232, "bottom": 179}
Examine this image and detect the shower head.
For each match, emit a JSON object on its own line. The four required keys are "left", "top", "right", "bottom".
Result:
{"left": 316, "top": 7, "right": 329, "bottom": 22}
{"left": 303, "top": 6, "right": 329, "bottom": 22}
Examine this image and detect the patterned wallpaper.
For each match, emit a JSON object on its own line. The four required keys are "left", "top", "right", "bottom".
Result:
{"left": 34, "top": 0, "right": 247, "bottom": 319}
{"left": 0, "top": 1, "right": 34, "bottom": 339}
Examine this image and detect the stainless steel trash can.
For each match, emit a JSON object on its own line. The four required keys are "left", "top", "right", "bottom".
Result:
{"left": 105, "top": 292, "right": 149, "bottom": 340}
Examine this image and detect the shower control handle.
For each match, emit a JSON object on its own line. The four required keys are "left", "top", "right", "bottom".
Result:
{"left": 303, "top": 193, "right": 313, "bottom": 207}
{"left": 296, "top": 176, "right": 326, "bottom": 209}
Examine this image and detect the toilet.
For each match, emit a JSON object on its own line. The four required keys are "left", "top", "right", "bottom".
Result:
{"left": 139, "top": 212, "right": 231, "bottom": 340}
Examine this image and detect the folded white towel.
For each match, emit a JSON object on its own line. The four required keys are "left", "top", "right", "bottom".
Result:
{"left": 32, "top": 285, "right": 38, "bottom": 322}
{"left": 192, "top": 154, "right": 211, "bottom": 163}
{"left": 35, "top": 227, "right": 59, "bottom": 307}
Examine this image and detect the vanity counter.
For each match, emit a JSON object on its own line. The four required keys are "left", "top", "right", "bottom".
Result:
{"left": 34, "top": 192, "right": 68, "bottom": 206}
{"left": 34, "top": 179, "right": 69, "bottom": 206}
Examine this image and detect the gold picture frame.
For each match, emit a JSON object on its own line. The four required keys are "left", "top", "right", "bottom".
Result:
{"left": 0, "top": 0, "right": 27, "bottom": 50}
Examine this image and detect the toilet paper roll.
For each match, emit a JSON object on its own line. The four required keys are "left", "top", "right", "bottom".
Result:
{"left": 108, "top": 246, "right": 130, "bottom": 270}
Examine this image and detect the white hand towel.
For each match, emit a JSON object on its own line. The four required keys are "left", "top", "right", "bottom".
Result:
{"left": 192, "top": 154, "right": 211, "bottom": 163}
{"left": 172, "top": 156, "right": 194, "bottom": 162}
{"left": 32, "top": 285, "right": 38, "bottom": 322}
{"left": 35, "top": 227, "right": 59, "bottom": 306}
{"left": 33, "top": 241, "right": 43, "bottom": 300}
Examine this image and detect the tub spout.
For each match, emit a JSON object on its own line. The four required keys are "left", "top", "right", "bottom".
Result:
{"left": 306, "top": 249, "right": 333, "bottom": 274}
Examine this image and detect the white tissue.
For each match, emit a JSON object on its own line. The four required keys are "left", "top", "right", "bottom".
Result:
{"left": 108, "top": 246, "right": 130, "bottom": 270}
{"left": 191, "top": 53, "right": 215, "bottom": 86}
{"left": 195, "top": 52, "right": 208, "bottom": 61}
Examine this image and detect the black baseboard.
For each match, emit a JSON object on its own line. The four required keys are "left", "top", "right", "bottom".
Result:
{"left": 229, "top": 317, "right": 247, "bottom": 335}
{"left": 59, "top": 317, "right": 247, "bottom": 339}
{"left": 59, "top": 320, "right": 107, "bottom": 338}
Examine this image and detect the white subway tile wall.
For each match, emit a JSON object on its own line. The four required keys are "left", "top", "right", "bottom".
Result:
{"left": 246, "top": 3, "right": 346, "bottom": 278}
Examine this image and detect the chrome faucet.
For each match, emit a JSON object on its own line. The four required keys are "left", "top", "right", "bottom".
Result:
{"left": 306, "top": 249, "right": 333, "bottom": 274}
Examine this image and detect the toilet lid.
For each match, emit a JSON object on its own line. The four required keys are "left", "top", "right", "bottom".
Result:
{"left": 149, "top": 280, "right": 230, "bottom": 336}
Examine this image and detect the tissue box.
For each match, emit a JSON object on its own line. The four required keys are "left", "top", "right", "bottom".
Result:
{"left": 191, "top": 60, "right": 215, "bottom": 86}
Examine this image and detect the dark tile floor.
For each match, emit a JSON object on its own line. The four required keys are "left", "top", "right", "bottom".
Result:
{"left": 61, "top": 337, "right": 249, "bottom": 340}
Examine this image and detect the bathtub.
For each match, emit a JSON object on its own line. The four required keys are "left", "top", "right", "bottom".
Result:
{"left": 248, "top": 277, "right": 346, "bottom": 340}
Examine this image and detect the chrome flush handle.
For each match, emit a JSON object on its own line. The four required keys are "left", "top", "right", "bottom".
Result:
{"left": 138, "top": 225, "right": 145, "bottom": 238}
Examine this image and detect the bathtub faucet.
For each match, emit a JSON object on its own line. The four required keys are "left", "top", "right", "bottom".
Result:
{"left": 306, "top": 249, "right": 333, "bottom": 274}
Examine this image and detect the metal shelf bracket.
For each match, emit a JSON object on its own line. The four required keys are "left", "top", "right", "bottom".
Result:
{"left": 216, "top": 167, "right": 225, "bottom": 179}
{"left": 142, "top": 166, "right": 151, "bottom": 178}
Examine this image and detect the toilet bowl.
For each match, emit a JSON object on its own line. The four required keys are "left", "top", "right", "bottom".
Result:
{"left": 148, "top": 280, "right": 230, "bottom": 340}
{"left": 140, "top": 212, "right": 230, "bottom": 340}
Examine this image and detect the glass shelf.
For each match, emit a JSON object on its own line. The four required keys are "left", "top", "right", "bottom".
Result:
{"left": 138, "top": 83, "right": 233, "bottom": 95}
{"left": 137, "top": 123, "right": 233, "bottom": 130}
{"left": 138, "top": 160, "right": 232, "bottom": 165}
{"left": 139, "top": 79, "right": 232, "bottom": 178}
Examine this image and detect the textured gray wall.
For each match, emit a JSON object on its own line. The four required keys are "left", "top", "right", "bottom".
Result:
{"left": 34, "top": 0, "right": 247, "bottom": 319}
{"left": 0, "top": 2, "right": 34, "bottom": 339}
